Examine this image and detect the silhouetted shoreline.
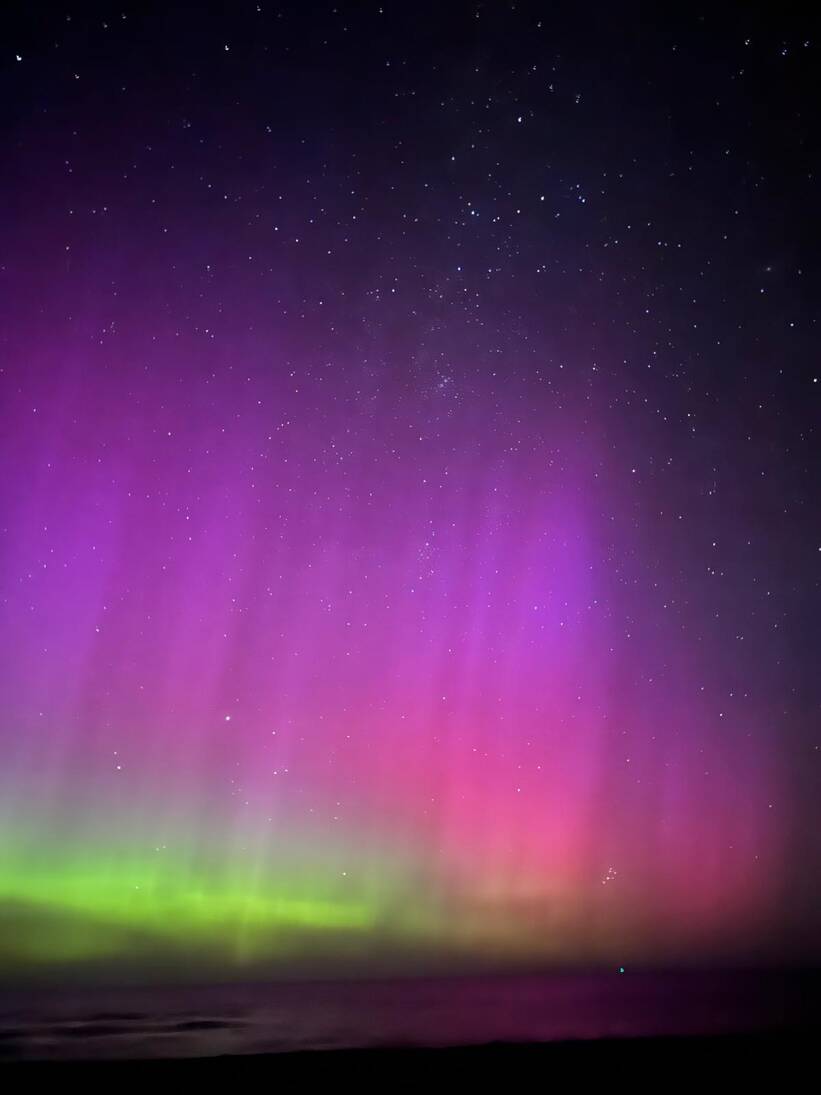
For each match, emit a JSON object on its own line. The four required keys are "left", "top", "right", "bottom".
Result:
{"left": 3, "top": 1030, "right": 817, "bottom": 1084}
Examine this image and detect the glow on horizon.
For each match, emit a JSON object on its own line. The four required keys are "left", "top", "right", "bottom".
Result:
{"left": 0, "top": 303, "right": 783, "bottom": 980}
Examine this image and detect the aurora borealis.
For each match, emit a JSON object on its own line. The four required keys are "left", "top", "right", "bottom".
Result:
{"left": 0, "top": 2, "right": 818, "bottom": 981}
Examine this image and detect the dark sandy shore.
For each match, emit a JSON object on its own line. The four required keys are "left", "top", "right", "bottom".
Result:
{"left": 2, "top": 1030, "right": 816, "bottom": 1084}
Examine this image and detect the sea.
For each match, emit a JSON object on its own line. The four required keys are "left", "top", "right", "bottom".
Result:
{"left": 0, "top": 969, "right": 815, "bottom": 1062}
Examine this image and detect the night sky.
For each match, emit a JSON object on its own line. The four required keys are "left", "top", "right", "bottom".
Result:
{"left": 0, "top": 2, "right": 818, "bottom": 979}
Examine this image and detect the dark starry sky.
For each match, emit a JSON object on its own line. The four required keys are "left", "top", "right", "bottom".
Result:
{"left": 0, "top": 1, "right": 818, "bottom": 973}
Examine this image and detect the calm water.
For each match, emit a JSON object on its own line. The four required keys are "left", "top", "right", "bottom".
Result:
{"left": 0, "top": 971, "right": 813, "bottom": 1061}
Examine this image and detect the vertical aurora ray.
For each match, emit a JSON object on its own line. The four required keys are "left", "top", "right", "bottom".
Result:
{"left": 0, "top": 357, "right": 780, "bottom": 974}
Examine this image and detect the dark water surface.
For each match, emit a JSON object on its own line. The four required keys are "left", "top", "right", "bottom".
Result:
{"left": 0, "top": 970, "right": 815, "bottom": 1062}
